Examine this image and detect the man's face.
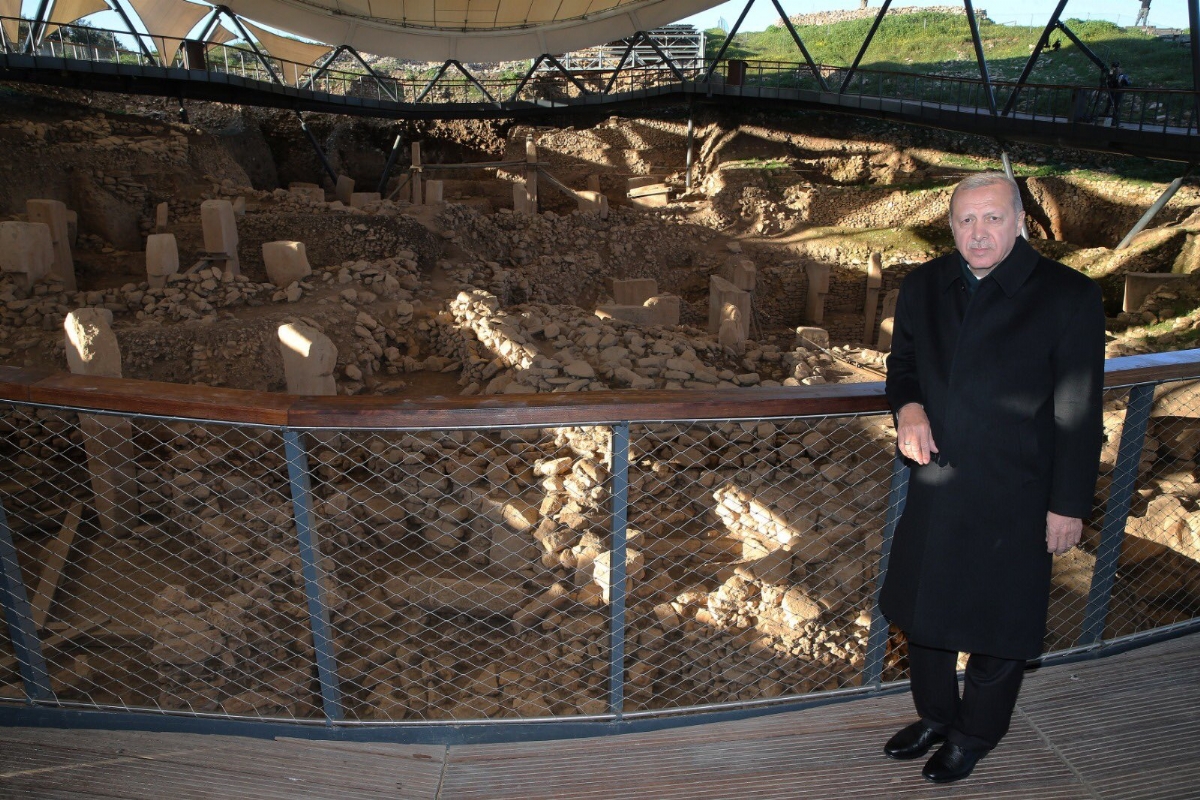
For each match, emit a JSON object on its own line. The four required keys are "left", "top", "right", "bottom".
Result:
{"left": 950, "top": 184, "right": 1025, "bottom": 273}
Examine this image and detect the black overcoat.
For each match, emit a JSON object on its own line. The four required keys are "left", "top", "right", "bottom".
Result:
{"left": 881, "top": 237, "right": 1105, "bottom": 660}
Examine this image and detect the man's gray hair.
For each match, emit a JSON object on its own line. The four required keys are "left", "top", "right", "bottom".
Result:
{"left": 950, "top": 172, "right": 1024, "bottom": 216}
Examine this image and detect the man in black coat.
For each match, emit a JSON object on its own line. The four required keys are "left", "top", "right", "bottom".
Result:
{"left": 880, "top": 173, "right": 1105, "bottom": 783}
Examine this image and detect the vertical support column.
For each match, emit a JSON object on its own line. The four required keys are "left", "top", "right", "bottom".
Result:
{"left": 1078, "top": 383, "right": 1155, "bottom": 647}
{"left": 685, "top": 104, "right": 695, "bottom": 191}
{"left": 1190, "top": 0, "right": 1200, "bottom": 132}
{"left": 525, "top": 135, "right": 539, "bottom": 213}
{"left": 0, "top": 501, "right": 53, "bottom": 700}
{"left": 410, "top": 141, "right": 423, "bottom": 206}
{"left": 862, "top": 454, "right": 909, "bottom": 688}
{"left": 607, "top": 422, "right": 631, "bottom": 718}
{"left": 282, "top": 429, "right": 343, "bottom": 723}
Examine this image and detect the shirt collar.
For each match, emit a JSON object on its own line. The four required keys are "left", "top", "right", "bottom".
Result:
{"left": 940, "top": 237, "right": 1039, "bottom": 297}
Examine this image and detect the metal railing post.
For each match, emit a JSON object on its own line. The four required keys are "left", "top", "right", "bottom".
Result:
{"left": 607, "top": 422, "right": 631, "bottom": 718}
{"left": 0, "top": 499, "right": 53, "bottom": 701}
{"left": 862, "top": 454, "right": 908, "bottom": 688}
{"left": 1078, "top": 383, "right": 1155, "bottom": 647}
{"left": 282, "top": 428, "right": 343, "bottom": 723}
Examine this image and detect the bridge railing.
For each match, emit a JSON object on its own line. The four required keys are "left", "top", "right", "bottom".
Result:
{"left": 5, "top": 15, "right": 1199, "bottom": 133}
{"left": 0, "top": 352, "right": 1199, "bottom": 737}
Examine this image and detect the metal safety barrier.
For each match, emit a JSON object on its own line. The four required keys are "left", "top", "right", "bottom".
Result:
{"left": 0, "top": 351, "right": 1199, "bottom": 742}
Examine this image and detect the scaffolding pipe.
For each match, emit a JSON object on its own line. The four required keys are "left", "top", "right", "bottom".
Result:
{"left": 769, "top": 0, "right": 829, "bottom": 91}
{"left": 377, "top": 133, "right": 404, "bottom": 196}
{"left": 999, "top": 150, "right": 1029, "bottom": 239}
{"left": 1116, "top": 173, "right": 1190, "bottom": 250}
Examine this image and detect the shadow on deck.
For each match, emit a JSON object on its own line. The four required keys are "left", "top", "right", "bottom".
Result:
{"left": 0, "top": 632, "right": 1196, "bottom": 799}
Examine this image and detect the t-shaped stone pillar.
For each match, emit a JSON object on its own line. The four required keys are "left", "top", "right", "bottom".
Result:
{"left": 708, "top": 275, "right": 750, "bottom": 338}
{"left": 278, "top": 322, "right": 338, "bottom": 395}
{"left": 863, "top": 252, "right": 883, "bottom": 344}
{"left": 877, "top": 289, "right": 900, "bottom": 352}
{"left": 26, "top": 199, "right": 76, "bottom": 291}
{"left": 263, "top": 241, "right": 312, "bottom": 288}
{"left": 718, "top": 302, "right": 746, "bottom": 354}
{"left": 64, "top": 308, "right": 138, "bottom": 533}
{"left": 805, "top": 262, "right": 831, "bottom": 325}
{"left": 145, "top": 233, "right": 179, "bottom": 289}
{"left": 200, "top": 199, "right": 240, "bottom": 277}
{"left": 0, "top": 221, "right": 53, "bottom": 291}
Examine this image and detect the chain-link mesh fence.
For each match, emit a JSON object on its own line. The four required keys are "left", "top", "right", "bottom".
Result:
{"left": 1, "top": 377, "right": 1199, "bottom": 729}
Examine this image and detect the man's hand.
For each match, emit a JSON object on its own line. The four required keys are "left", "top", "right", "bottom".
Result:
{"left": 896, "top": 403, "right": 938, "bottom": 465}
{"left": 1046, "top": 511, "right": 1082, "bottom": 555}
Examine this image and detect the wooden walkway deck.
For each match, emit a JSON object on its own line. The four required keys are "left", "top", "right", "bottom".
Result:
{"left": 1, "top": 633, "right": 1197, "bottom": 799}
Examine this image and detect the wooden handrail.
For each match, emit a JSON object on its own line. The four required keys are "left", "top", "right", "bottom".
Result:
{"left": 2, "top": 350, "right": 1198, "bottom": 429}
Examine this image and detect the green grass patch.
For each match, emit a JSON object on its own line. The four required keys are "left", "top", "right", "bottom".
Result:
{"left": 706, "top": 12, "right": 1191, "bottom": 88}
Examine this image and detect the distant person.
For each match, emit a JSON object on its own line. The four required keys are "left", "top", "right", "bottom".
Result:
{"left": 880, "top": 173, "right": 1105, "bottom": 783}
{"left": 1102, "top": 61, "right": 1130, "bottom": 124}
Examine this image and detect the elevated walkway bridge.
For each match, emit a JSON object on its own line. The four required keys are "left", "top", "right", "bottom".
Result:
{"left": 2, "top": 16, "right": 1199, "bottom": 163}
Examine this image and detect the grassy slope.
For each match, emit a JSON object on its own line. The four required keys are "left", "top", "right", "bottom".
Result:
{"left": 706, "top": 13, "right": 1191, "bottom": 88}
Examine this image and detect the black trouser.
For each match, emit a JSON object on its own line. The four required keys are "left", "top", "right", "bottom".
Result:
{"left": 907, "top": 640, "right": 1026, "bottom": 753}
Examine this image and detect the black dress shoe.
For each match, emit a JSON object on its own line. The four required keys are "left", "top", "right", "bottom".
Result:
{"left": 883, "top": 721, "right": 946, "bottom": 760}
{"left": 922, "top": 741, "right": 984, "bottom": 783}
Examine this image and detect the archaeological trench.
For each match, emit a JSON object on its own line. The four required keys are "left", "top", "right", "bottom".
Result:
{"left": 2, "top": 83, "right": 1200, "bottom": 724}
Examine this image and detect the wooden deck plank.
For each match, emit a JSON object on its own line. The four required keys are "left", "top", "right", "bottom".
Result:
{"left": 0, "top": 634, "right": 1196, "bottom": 799}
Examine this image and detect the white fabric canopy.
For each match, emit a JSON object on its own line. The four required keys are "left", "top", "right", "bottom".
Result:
{"left": 127, "top": 0, "right": 212, "bottom": 64}
{"left": 223, "top": 0, "right": 723, "bottom": 61}
{"left": 241, "top": 18, "right": 333, "bottom": 85}
{"left": 40, "top": 0, "right": 108, "bottom": 40}
{"left": 1, "top": 0, "right": 20, "bottom": 49}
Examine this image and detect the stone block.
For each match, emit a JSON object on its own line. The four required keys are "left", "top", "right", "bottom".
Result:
{"left": 576, "top": 190, "right": 608, "bottom": 219}
{"left": 722, "top": 257, "right": 756, "bottom": 292}
{"left": 614, "top": 278, "right": 658, "bottom": 306}
{"left": 278, "top": 322, "right": 337, "bottom": 396}
{"left": 0, "top": 221, "right": 53, "bottom": 290}
{"left": 335, "top": 175, "right": 355, "bottom": 205}
{"left": 65, "top": 308, "right": 120, "bottom": 378}
{"left": 595, "top": 305, "right": 656, "bottom": 326}
{"left": 643, "top": 294, "right": 681, "bottom": 327}
{"left": 628, "top": 185, "right": 670, "bottom": 208}
{"left": 155, "top": 201, "right": 169, "bottom": 231}
{"left": 1124, "top": 272, "right": 1190, "bottom": 313}
{"left": 232, "top": 196, "right": 246, "bottom": 216}
{"left": 708, "top": 275, "right": 750, "bottom": 337}
{"left": 627, "top": 176, "right": 660, "bottom": 191}
{"left": 200, "top": 199, "right": 239, "bottom": 276}
{"left": 587, "top": 174, "right": 602, "bottom": 192}
{"left": 425, "top": 180, "right": 444, "bottom": 205}
{"left": 795, "top": 326, "right": 830, "bottom": 350}
{"left": 350, "top": 192, "right": 382, "bottom": 209}
{"left": 288, "top": 184, "right": 325, "bottom": 203}
{"left": 65, "top": 209, "right": 77, "bottom": 245}
{"left": 145, "top": 233, "right": 180, "bottom": 289}
{"left": 26, "top": 199, "right": 76, "bottom": 291}
{"left": 262, "top": 241, "right": 312, "bottom": 288}
{"left": 73, "top": 173, "right": 140, "bottom": 250}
